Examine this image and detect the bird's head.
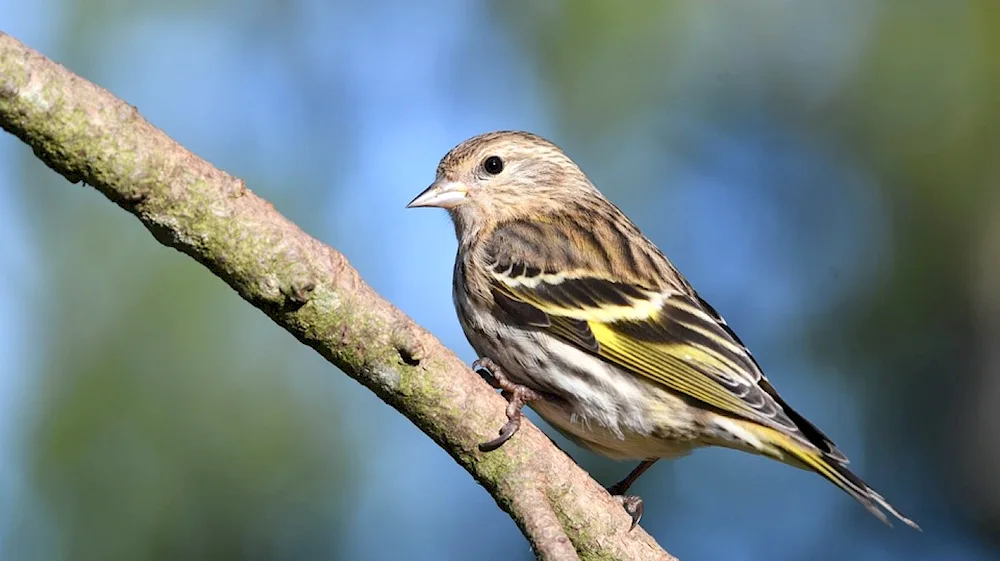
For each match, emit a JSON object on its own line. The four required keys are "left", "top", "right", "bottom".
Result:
{"left": 407, "top": 131, "right": 599, "bottom": 241}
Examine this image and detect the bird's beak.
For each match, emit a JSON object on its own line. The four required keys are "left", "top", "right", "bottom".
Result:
{"left": 406, "top": 180, "right": 468, "bottom": 209}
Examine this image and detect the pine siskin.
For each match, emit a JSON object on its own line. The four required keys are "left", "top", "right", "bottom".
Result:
{"left": 407, "top": 130, "right": 919, "bottom": 530}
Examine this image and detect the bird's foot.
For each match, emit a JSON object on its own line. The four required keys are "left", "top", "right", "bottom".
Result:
{"left": 472, "top": 357, "right": 504, "bottom": 389}
{"left": 612, "top": 495, "right": 644, "bottom": 531}
{"left": 606, "top": 459, "right": 656, "bottom": 531}
{"left": 473, "top": 357, "right": 542, "bottom": 452}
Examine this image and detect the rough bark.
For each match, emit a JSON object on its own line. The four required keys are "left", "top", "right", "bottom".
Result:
{"left": 0, "top": 31, "right": 675, "bottom": 561}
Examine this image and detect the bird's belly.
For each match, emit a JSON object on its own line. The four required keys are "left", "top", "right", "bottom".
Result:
{"left": 463, "top": 320, "right": 703, "bottom": 461}
{"left": 530, "top": 399, "right": 698, "bottom": 461}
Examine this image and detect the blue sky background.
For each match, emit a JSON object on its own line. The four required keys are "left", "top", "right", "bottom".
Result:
{"left": 2, "top": 2, "right": 999, "bottom": 560}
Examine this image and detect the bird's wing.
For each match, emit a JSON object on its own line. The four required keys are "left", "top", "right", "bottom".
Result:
{"left": 482, "top": 219, "right": 847, "bottom": 461}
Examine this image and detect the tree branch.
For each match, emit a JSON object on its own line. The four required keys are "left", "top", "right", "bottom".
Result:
{"left": 0, "top": 31, "right": 675, "bottom": 561}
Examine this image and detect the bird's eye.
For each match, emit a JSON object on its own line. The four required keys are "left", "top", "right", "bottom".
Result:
{"left": 483, "top": 156, "right": 504, "bottom": 175}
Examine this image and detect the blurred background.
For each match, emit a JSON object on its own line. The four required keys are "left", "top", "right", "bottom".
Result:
{"left": 1, "top": 1, "right": 999, "bottom": 560}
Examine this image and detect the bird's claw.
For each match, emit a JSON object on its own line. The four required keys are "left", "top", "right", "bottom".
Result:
{"left": 472, "top": 357, "right": 503, "bottom": 389}
{"left": 478, "top": 414, "right": 521, "bottom": 452}
{"left": 613, "top": 494, "right": 644, "bottom": 531}
{"left": 473, "top": 357, "right": 541, "bottom": 452}
{"left": 606, "top": 459, "right": 656, "bottom": 530}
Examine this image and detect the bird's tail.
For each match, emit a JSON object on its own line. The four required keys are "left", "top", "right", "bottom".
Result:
{"left": 743, "top": 421, "right": 921, "bottom": 530}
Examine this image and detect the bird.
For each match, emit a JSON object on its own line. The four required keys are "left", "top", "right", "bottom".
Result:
{"left": 406, "top": 130, "right": 919, "bottom": 531}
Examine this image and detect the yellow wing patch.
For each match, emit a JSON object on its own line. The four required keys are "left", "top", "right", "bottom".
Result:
{"left": 491, "top": 271, "right": 793, "bottom": 430}
{"left": 587, "top": 321, "right": 752, "bottom": 416}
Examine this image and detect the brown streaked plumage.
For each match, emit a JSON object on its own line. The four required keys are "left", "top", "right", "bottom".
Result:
{"left": 407, "top": 130, "right": 919, "bottom": 530}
